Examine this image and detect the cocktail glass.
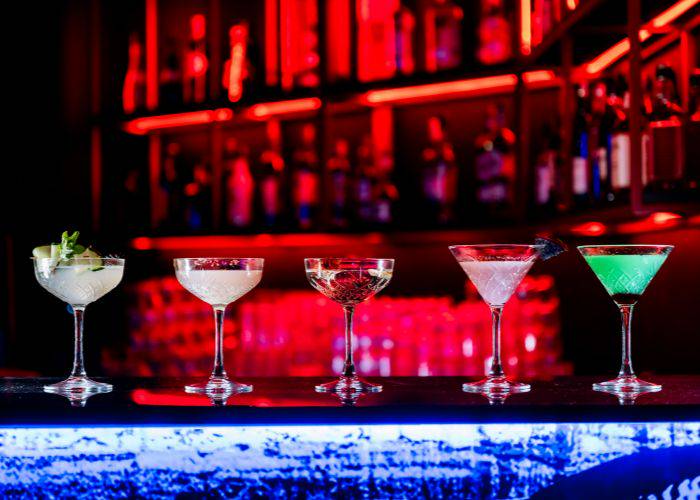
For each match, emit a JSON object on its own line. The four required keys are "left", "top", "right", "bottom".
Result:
{"left": 33, "top": 257, "right": 125, "bottom": 395}
{"left": 305, "top": 258, "right": 394, "bottom": 394}
{"left": 174, "top": 258, "right": 263, "bottom": 395}
{"left": 449, "top": 244, "right": 542, "bottom": 395}
{"left": 578, "top": 245, "right": 673, "bottom": 394}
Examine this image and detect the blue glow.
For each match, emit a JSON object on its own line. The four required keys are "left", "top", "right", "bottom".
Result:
{"left": 0, "top": 422, "right": 698, "bottom": 497}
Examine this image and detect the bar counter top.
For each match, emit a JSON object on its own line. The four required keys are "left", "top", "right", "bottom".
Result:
{"left": 1, "top": 376, "right": 699, "bottom": 426}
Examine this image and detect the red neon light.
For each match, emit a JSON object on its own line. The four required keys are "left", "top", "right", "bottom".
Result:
{"left": 651, "top": 0, "right": 699, "bottom": 28}
{"left": 265, "top": 0, "right": 279, "bottom": 86}
{"left": 247, "top": 97, "right": 322, "bottom": 119}
{"left": 522, "top": 70, "right": 556, "bottom": 84}
{"left": 224, "top": 24, "right": 248, "bottom": 103}
{"left": 520, "top": 0, "right": 532, "bottom": 55}
{"left": 651, "top": 211, "right": 682, "bottom": 225}
{"left": 566, "top": 0, "right": 578, "bottom": 9}
{"left": 571, "top": 221, "right": 607, "bottom": 236}
{"left": 131, "top": 233, "right": 384, "bottom": 251}
{"left": 145, "top": 0, "right": 158, "bottom": 110}
{"left": 364, "top": 74, "right": 519, "bottom": 104}
{"left": 125, "top": 108, "right": 232, "bottom": 135}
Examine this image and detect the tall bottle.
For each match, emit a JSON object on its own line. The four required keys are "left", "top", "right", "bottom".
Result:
{"left": 477, "top": 0, "right": 512, "bottom": 66}
{"left": 475, "top": 104, "right": 516, "bottom": 213}
{"left": 184, "top": 158, "right": 212, "bottom": 231}
{"left": 422, "top": 115, "right": 458, "bottom": 224}
{"left": 356, "top": 0, "right": 398, "bottom": 82}
{"left": 183, "top": 14, "right": 208, "bottom": 104}
{"left": 571, "top": 85, "right": 590, "bottom": 209}
{"left": 374, "top": 149, "right": 399, "bottom": 225}
{"left": 162, "top": 142, "right": 186, "bottom": 230}
{"left": 395, "top": 4, "right": 416, "bottom": 76}
{"left": 610, "top": 76, "right": 632, "bottom": 202}
{"left": 589, "top": 79, "right": 613, "bottom": 203}
{"left": 355, "top": 135, "right": 376, "bottom": 225}
{"left": 160, "top": 40, "right": 182, "bottom": 111}
{"left": 292, "top": 124, "right": 320, "bottom": 230}
{"left": 122, "top": 33, "right": 145, "bottom": 114}
{"left": 327, "top": 139, "right": 351, "bottom": 228}
{"left": 258, "top": 121, "right": 285, "bottom": 228}
{"left": 224, "top": 138, "right": 254, "bottom": 228}
{"left": 424, "top": 0, "right": 463, "bottom": 73}
{"left": 534, "top": 124, "right": 559, "bottom": 214}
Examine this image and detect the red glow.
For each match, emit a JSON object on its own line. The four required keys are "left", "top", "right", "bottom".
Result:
{"left": 125, "top": 109, "right": 232, "bottom": 135}
{"left": 225, "top": 24, "right": 248, "bottom": 103}
{"left": 132, "top": 389, "right": 214, "bottom": 406}
{"left": 571, "top": 221, "right": 607, "bottom": 236}
{"left": 145, "top": 0, "right": 158, "bottom": 110}
{"left": 265, "top": 0, "right": 279, "bottom": 86}
{"left": 566, "top": 0, "right": 578, "bottom": 9}
{"left": 247, "top": 97, "right": 322, "bottom": 119}
{"left": 363, "top": 74, "right": 519, "bottom": 105}
{"left": 651, "top": 211, "right": 682, "bottom": 225}
{"left": 520, "top": 0, "right": 532, "bottom": 55}
{"left": 190, "top": 14, "right": 207, "bottom": 40}
{"left": 522, "top": 70, "right": 556, "bottom": 84}
{"left": 651, "top": 0, "right": 699, "bottom": 28}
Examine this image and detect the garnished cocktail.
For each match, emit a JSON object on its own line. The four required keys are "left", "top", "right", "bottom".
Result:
{"left": 32, "top": 231, "right": 124, "bottom": 395}
{"left": 305, "top": 258, "right": 393, "bottom": 394}
{"left": 174, "top": 258, "right": 263, "bottom": 395}
{"left": 579, "top": 245, "right": 673, "bottom": 394}
{"left": 450, "top": 244, "right": 543, "bottom": 395}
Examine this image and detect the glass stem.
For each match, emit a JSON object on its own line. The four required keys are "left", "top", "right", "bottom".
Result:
{"left": 618, "top": 304, "right": 636, "bottom": 378}
{"left": 488, "top": 305, "right": 505, "bottom": 379}
{"left": 211, "top": 306, "right": 228, "bottom": 379}
{"left": 70, "top": 306, "right": 87, "bottom": 378}
{"left": 342, "top": 306, "right": 356, "bottom": 378}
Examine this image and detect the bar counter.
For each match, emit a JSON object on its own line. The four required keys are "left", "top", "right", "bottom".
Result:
{"left": 1, "top": 376, "right": 699, "bottom": 498}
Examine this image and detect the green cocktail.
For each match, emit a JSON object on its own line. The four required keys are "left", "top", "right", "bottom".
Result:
{"left": 578, "top": 245, "right": 673, "bottom": 395}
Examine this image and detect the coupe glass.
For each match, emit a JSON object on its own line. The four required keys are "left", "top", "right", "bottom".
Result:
{"left": 578, "top": 245, "right": 673, "bottom": 395}
{"left": 305, "top": 258, "right": 394, "bottom": 394}
{"left": 174, "top": 258, "right": 263, "bottom": 395}
{"left": 33, "top": 257, "right": 125, "bottom": 395}
{"left": 449, "top": 244, "right": 542, "bottom": 395}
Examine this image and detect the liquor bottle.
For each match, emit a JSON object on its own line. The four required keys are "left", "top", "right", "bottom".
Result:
{"left": 610, "top": 76, "right": 631, "bottom": 202}
{"left": 424, "top": 0, "right": 463, "bottom": 73}
{"left": 162, "top": 142, "right": 186, "bottom": 229}
{"left": 646, "top": 64, "right": 684, "bottom": 192}
{"left": 534, "top": 124, "right": 559, "bottom": 213}
{"left": 395, "top": 4, "right": 416, "bottom": 76}
{"left": 355, "top": 135, "right": 376, "bottom": 225}
{"left": 422, "top": 116, "right": 458, "bottom": 223}
{"left": 224, "top": 138, "right": 254, "bottom": 228}
{"left": 477, "top": 0, "right": 512, "bottom": 66}
{"left": 588, "top": 80, "right": 612, "bottom": 203}
{"left": 160, "top": 40, "right": 182, "bottom": 111}
{"left": 374, "top": 149, "right": 399, "bottom": 225}
{"left": 183, "top": 14, "right": 208, "bottom": 104}
{"left": 291, "top": 124, "right": 320, "bottom": 229}
{"left": 356, "top": 0, "right": 398, "bottom": 82}
{"left": 282, "top": 0, "right": 320, "bottom": 90}
{"left": 327, "top": 139, "right": 351, "bottom": 228}
{"left": 475, "top": 105, "right": 516, "bottom": 212}
{"left": 222, "top": 23, "right": 250, "bottom": 103}
{"left": 184, "top": 158, "right": 212, "bottom": 231}
{"left": 258, "top": 122, "right": 285, "bottom": 228}
{"left": 122, "top": 33, "right": 145, "bottom": 114}
{"left": 571, "top": 85, "right": 590, "bottom": 208}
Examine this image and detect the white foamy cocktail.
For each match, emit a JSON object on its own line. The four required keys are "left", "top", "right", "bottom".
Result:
{"left": 35, "top": 264, "right": 124, "bottom": 306}
{"left": 459, "top": 260, "right": 536, "bottom": 306}
{"left": 175, "top": 269, "right": 263, "bottom": 306}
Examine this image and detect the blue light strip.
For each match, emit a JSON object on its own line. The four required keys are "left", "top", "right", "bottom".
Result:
{"left": 0, "top": 422, "right": 698, "bottom": 497}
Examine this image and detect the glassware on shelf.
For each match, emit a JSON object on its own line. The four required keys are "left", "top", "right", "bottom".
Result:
{"left": 304, "top": 258, "right": 394, "bottom": 394}
{"left": 578, "top": 245, "right": 673, "bottom": 395}
{"left": 449, "top": 244, "right": 542, "bottom": 396}
{"left": 174, "top": 258, "right": 263, "bottom": 395}
{"left": 33, "top": 257, "right": 125, "bottom": 395}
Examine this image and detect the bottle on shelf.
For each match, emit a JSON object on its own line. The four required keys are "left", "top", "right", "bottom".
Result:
{"left": 281, "top": 0, "right": 320, "bottom": 90}
{"left": 422, "top": 115, "right": 458, "bottom": 224}
{"left": 477, "top": 0, "right": 512, "bottom": 66}
{"left": 356, "top": 0, "right": 398, "bottom": 82}
{"left": 609, "top": 76, "right": 632, "bottom": 203}
{"left": 475, "top": 104, "right": 516, "bottom": 214}
{"left": 374, "top": 149, "right": 399, "bottom": 225}
{"left": 183, "top": 14, "right": 208, "bottom": 104}
{"left": 588, "top": 79, "right": 613, "bottom": 204}
{"left": 531, "top": 0, "right": 560, "bottom": 48}
{"left": 224, "top": 138, "right": 254, "bottom": 228}
{"left": 534, "top": 124, "right": 559, "bottom": 214}
{"left": 355, "top": 135, "right": 377, "bottom": 225}
{"left": 291, "top": 124, "right": 320, "bottom": 230}
{"left": 645, "top": 64, "right": 685, "bottom": 194}
{"left": 571, "top": 84, "right": 590, "bottom": 209}
{"left": 424, "top": 0, "right": 463, "bottom": 73}
{"left": 122, "top": 33, "right": 145, "bottom": 114}
{"left": 161, "top": 142, "right": 186, "bottom": 230}
{"left": 258, "top": 121, "right": 285, "bottom": 228}
{"left": 222, "top": 22, "right": 250, "bottom": 103}
{"left": 184, "top": 157, "right": 212, "bottom": 231}
{"left": 395, "top": 3, "right": 416, "bottom": 76}
{"left": 160, "top": 40, "right": 182, "bottom": 111}
{"left": 327, "top": 139, "right": 351, "bottom": 228}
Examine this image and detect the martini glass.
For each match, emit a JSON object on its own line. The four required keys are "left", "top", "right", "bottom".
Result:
{"left": 305, "top": 258, "right": 394, "bottom": 394}
{"left": 174, "top": 258, "right": 263, "bottom": 395}
{"left": 449, "top": 245, "right": 542, "bottom": 395}
{"left": 578, "top": 245, "right": 673, "bottom": 395}
{"left": 33, "top": 257, "right": 125, "bottom": 395}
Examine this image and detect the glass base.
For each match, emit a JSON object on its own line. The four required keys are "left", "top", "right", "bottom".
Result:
{"left": 315, "top": 376, "right": 382, "bottom": 394}
{"left": 593, "top": 375, "right": 662, "bottom": 394}
{"left": 185, "top": 377, "right": 252, "bottom": 395}
{"left": 463, "top": 376, "right": 530, "bottom": 395}
{"left": 43, "top": 376, "right": 112, "bottom": 395}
